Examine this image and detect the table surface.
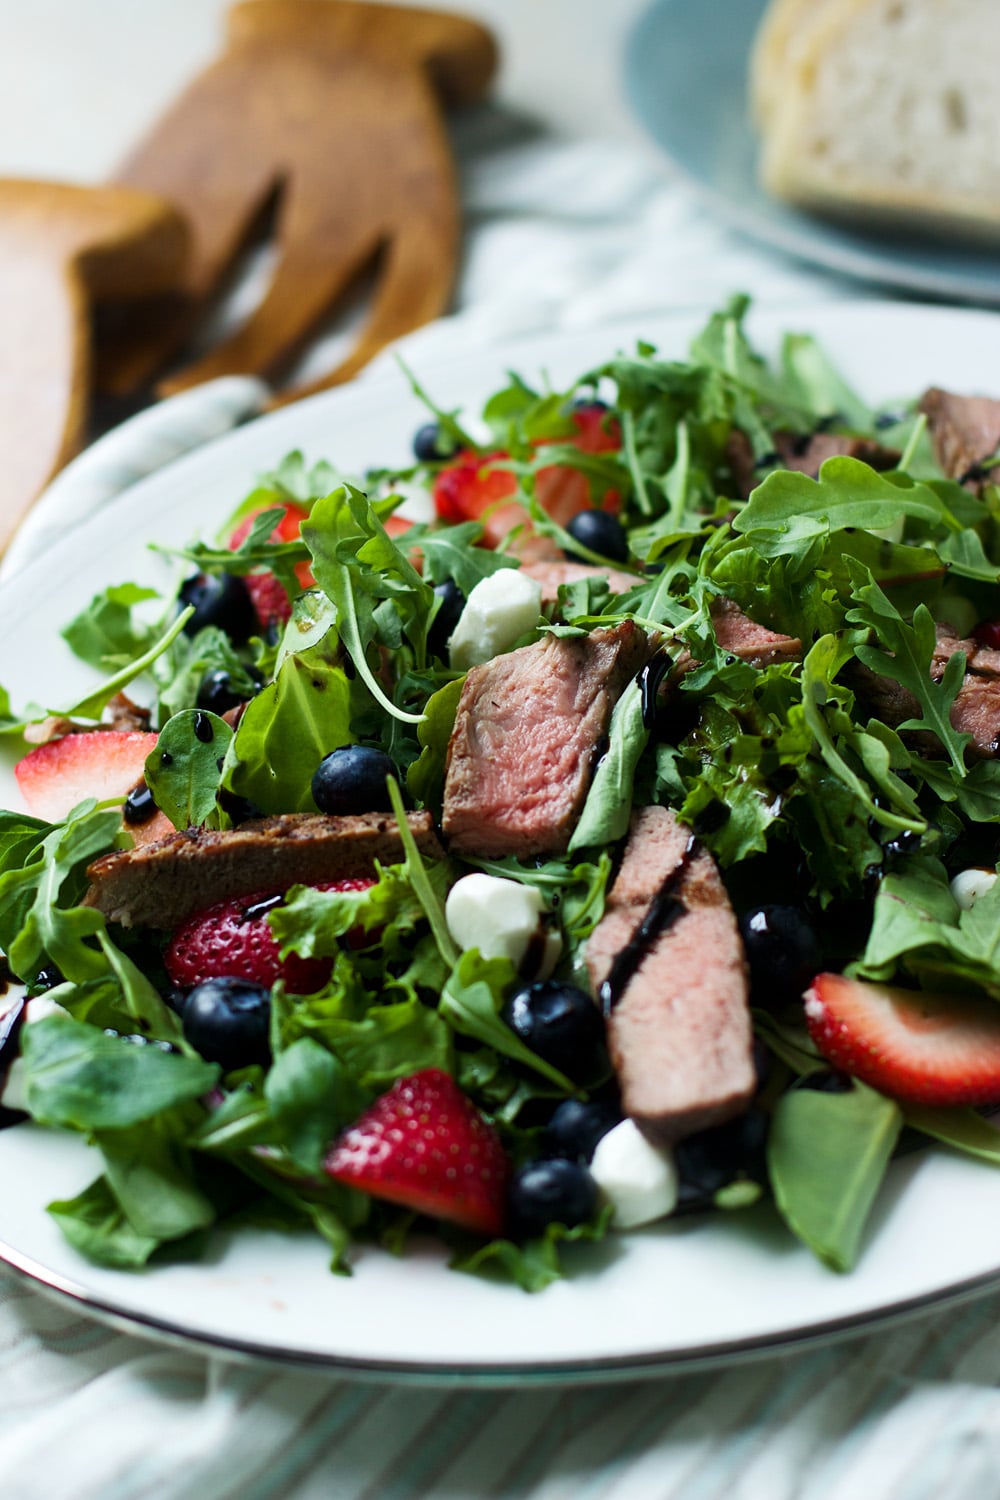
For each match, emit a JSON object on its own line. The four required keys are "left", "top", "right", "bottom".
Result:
{"left": 1, "top": 0, "right": 652, "bottom": 181}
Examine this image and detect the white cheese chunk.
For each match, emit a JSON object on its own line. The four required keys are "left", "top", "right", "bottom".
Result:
{"left": 590, "top": 1118, "right": 678, "bottom": 1229}
{"left": 950, "top": 867, "right": 998, "bottom": 911}
{"left": 448, "top": 570, "right": 542, "bottom": 670}
{"left": 445, "top": 873, "right": 550, "bottom": 969}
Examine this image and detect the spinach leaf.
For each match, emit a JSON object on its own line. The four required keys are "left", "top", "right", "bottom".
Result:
{"left": 96, "top": 1120, "right": 215, "bottom": 1241}
{"left": 48, "top": 1176, "right": 163, "bottom": 1269}
{"left": 62, "top": 583, "right": 160, "bottom": 672}
{"left": 21, "top": 1015, "right": 218, "bottom": 1131}
{"left": 568, "top": 679, "right": 648, "bottom": 854}
{"left": 440, "top": 951, "right": 573, "bottom": 1091}
{"left": 768, "top": 1080, "right": 902, "bottom": 1271}
{"left": 145, "top": 710, "right": 233, "bottom": 829}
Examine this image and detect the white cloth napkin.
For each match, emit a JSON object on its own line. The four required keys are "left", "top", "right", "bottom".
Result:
{"left": 2, "top": 115, "right": 995, "bottom": 1500}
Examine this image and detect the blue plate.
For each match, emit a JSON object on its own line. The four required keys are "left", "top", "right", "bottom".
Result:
{"left": 625, "top": 0, "right": 1000, "bottom": 306}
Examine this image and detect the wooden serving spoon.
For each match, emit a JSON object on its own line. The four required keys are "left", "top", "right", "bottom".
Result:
{"left": 102, "top": 0, "right": 498, "bottom": 402}
{"left": 0, "top": 179, "right": 188, "bottom": 556}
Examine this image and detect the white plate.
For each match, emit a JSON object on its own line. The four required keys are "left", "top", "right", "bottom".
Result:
{"left": 3, "top": 301, "right": 1000, "bottom": 1383}
{"left": 626, "top": 0, "right": 1000, "bottom": 307}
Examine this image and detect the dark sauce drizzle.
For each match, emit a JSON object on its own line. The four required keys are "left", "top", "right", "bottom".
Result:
{"left": 598, "top": 834, "right": 699, "bottom": 1018}
{"left": 192, "top": 712, "right": 213, "bottom": 743}
{"left": 0, "top": 994, "right": 26, "bottom": 1130}
{"left": 241, "top": 892, "right": 285, "bottom": 924}
{"left": 123, "top": 781, "right": 158, "bottom": 826}
{"left": 638, "top": 651, "right": 671, "bottom": 731}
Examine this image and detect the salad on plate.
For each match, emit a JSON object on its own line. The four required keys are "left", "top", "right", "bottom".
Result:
{"left": 3, "top": 296, "right": 1000, "bottom": 1292}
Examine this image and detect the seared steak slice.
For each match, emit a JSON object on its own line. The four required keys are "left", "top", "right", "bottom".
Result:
{"left": 710, "top": 598, "right": 802, "bottom": 668}
{"left": 849, "top": 621, "right": 1000, "bottom": 758}
{"left": 84, "top": 811, "right": 444, "bottom": 929}
{"left": 725, "top": 430, "right": 899, "bottom": 500}
{"left": 520, "top": 560, "right": 641, "bottom": 603}
{"left": 919, "top": 388, "right": 1000, "bottom": 490}
{"left": 443, "top": 621, "right": 651, "bottom": 859}
{"left": 587, "top": 806, "right": 753, "bottom": 1144}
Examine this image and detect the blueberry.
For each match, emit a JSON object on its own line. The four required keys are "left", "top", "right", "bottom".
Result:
{"left": 178, "top": 573, "right": 256, "bottom": 644}
{"left": 413, "top": 421, "right": 457, "bottom": 464}
{"left": 543, "top": 1095, "right": 621, "bottom": 1163}
{"left": 507, "top": 1158, "right": 597, "bottom": 1238}
{"left": 182, "top": 976, "right": 271, "bottom": 1070}
{"left": 675, "top": 1107, "right": 769, "bottom": 1212}
{"left": 571, "top": 396, "right": 609, "bottom": 413}
{"left": 427, "top": 579, "right": 466, "bottom": 659}
{"left": 311, "top": 744, "right": 400, "bottom": 816}
{"left": 196, "top": 666, "right": 264, "bottom": 715}
{"left": 564, "top": 510, "right": 629, "bottom": 565}
{"left": 123, "top": 781, "right": 158, "bottom": 827}
{"left": 501, "top": 981, "right": 607, "bottom": 1082}
{"left": 740, "top": 905, "right": 821, "bottom": 1009}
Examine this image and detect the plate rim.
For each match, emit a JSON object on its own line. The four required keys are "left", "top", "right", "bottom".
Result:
{"left": 5, "top": 298, "right": 1000, "bottom": 1381}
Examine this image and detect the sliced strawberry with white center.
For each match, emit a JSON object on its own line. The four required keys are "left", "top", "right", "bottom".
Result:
{"left": 325, "top": 1068, "right": 509, "bottom": 1236}
{"left": 805, "top": 971, "right": 1000, "bottom": 1107}
{"left": 16, "top": 731, "right": 158, "bottom": 823}
{"left": 432, "top": 405, "right": 622, "bottom": 555}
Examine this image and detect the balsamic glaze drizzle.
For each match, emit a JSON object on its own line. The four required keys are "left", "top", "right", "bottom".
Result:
{"left": 598, "top": 834, "right": 699, "bottom": 1018}
{"left": 192, "top": 711, "right": 214, "bottom": 743}
{"left": 638, "top": 652, "right": 671, "bottom": 731}
{"left": 240, "top": 892, "right": 285, "bottom": 924}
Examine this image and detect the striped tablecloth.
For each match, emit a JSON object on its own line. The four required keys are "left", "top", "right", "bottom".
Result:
{"left": 3, "top": 111, "right": 999, "bottom": 1500}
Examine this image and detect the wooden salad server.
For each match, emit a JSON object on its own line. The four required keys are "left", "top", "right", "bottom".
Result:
{"left": 102, "top": 0, "right": 498, "bottom": 402}
{"left": 0, "top": 179, "right": 188, "bottom": 556}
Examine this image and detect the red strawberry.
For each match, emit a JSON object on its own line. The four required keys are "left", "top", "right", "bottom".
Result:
{"left": 164, "top": 877, "right": 374, "bottom": 993}
{"left": 805, "top": 971, "right": 1000, "bottom": 1106}
{"left": 16, "top": 731, "right": 158, "bottom": 823}
{"left": 325, "top": 1068, "right": 509, "bottom": 1236}
{"left": 229, "top": 503, "right": 314, "bottom": 630}
{"left": 432, "top": 405, "right": 622, "bottom": 553}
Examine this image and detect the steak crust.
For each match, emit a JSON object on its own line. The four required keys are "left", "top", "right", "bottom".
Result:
{"left": 84, "top": 811, "right": 443, "bottom": 929}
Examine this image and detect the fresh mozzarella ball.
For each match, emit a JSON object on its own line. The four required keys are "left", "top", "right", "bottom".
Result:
{"left": 0, "top": 991, "right": 66, "bottom": 1112}
{"left": 950, "top": 867, "right": 998, "bottom": 911}
{"left": 448, "top": 571, "right": 542, "bottom": 670}
{"left": 590, "top": 1118, "right": 678, "bottom": 1229}
{"left": 445, "top": 873, "right": 550, "bottom": 969}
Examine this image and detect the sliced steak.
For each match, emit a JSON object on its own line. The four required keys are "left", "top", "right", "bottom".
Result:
{"left": 710, "top": 598, "right": 802, "bottom": 668}
{"left": 84, "top": 811, "right": 444, "bottom": 929}
{"left": 725, "top": 429, "right": 899, "bottom": 500}
{"left": 919, "top": 388, "right": 1000, "bottom": 490}
{"left": 520, "top": 559, "right": 640, "bottom": 603}
{"left": 442, "top": 621, "right": 651, "bottom": 859}
{"left": 849, "top": 621, "right": 1000, "bottom": 758}
{"left": 586, "top": 805, "right": 753, "bottom": 1144}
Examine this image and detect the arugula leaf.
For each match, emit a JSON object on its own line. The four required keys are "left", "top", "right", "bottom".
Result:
{"left": 405, "top": 676, "right": 464, "bottom": 814}
{"left": 0, "top": 804, "right": 121, "bottom": 982}
{"left": 778, "top": 332, "right": 874, "bottom": 432}
{"left": 65, "top": 607, "right": 193, "bottom": 722}
{"left": 768, "top": 1080, "right": 902, "bottom": 1271}
{"left": 448, "top": 1207, "right": 613, "bottom": 1292}
{"left": 264, "top": 1039, "right": 365, "bottom": 1174}
{"left": 440, "top": 950, "right": 574, "bottom": 1091}
{"left": 62, "top": 583, "right": 160, "bottom": 672}
{"left": 304, "top": 485, "right": 431, "bottom": 725}
{"left": 847, "top": 571, "right": 970, "bottom": 774}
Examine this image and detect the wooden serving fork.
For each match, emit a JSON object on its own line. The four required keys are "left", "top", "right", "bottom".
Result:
{"left": 101, "top": 0, "right": 498, "bottom": 402}
{"left": 0, "top": 180, "right": 188, "bottom": 555}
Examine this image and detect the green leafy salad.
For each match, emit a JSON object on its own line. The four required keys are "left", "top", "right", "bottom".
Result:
{"left": 3, "top": 294, "right": 1000, "bottom": 1290}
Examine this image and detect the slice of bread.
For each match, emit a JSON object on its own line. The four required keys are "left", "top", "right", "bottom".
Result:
{"left": 754, "top": 0, "right": 1000, "bottom": 242}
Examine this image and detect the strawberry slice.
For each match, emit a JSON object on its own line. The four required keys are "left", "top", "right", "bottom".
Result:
{"left": 325, "top": 1068, "right": 509, "bottom": 1236}
{"left": 229, "top": 502, "right": 314, "bottom": 630}
{"left": 432, "top": 404, "right": 621, "bottom": 553}
{"left": 805, "top": 971, "right": 1000, "bottom": 1106}
{"left": 164, "top": 877, "right": 375, "bottom": 993}
{"left": 16, "top": 731, "right": 158, "bottom": 823}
